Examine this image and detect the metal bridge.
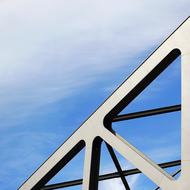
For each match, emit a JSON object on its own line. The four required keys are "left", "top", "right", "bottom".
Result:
{"left": 19, "top": 17, "right": 190, "bottom": 190}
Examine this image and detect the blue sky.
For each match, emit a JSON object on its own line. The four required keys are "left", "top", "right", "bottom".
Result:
{"left": 0, "top": 1, "right": 189, "bottom": 189}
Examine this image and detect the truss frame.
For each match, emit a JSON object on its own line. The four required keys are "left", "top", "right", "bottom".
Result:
{"left": 18, "top": 17, "right": 190, "bottom": 190}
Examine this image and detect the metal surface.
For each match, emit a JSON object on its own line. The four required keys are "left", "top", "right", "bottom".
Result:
{"left": 19, "top": 17, "right": 190, "bottom": 190}
{"left": 154, "top": 169, "right": 181, "bottom": 190}
{"left": 113, "top": 104, "right": 181, "bottom": 122}
{"left": 41, "top": 160, "right": 181, "bottom": 190}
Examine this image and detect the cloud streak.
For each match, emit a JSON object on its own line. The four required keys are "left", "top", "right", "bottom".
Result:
{"left": 0, "top": 0, "right": 189, "bottom": 128}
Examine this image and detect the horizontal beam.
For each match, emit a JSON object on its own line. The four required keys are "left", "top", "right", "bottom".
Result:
{"left": 42, "top": 160, "right": 181, "bottom": 190}
{"left": 113, "top": 104, "right": 181, "bottom": 122}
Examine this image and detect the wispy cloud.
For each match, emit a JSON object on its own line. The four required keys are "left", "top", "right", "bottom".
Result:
{"left": 0, "top": 0, "right": 189, "bottom": 128}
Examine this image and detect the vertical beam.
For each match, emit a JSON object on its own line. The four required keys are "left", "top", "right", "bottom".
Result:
{"left": 106, "top": 143, "right": 130, "bottom": 190}
{"left": 82, "top": 137, "right": 102, "bottom": 190}
{"left": 181, "top": 53, "right": 190, "bottom": 182}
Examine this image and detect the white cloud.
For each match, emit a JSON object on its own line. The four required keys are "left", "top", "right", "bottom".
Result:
{"left": 99, "top": 174, "right": 140, "bottom": 190}
{"left": 0, "top": 0, "right": 189, "bottom": 127}
{"left": 99, "top": 178, "right": 126, "bottom": 190}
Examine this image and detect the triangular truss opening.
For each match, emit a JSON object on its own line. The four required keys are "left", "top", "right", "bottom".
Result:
{"left": 46, "top": 147, "right": 85, "bottom": 187}
{"left": 99, "top": 141, "right": 133, "bottom": 190}
{"left": 119, "top": 55, "right": 181, "bottom": 113}
{"left": 112, "top": 52, "right": 181, "bottom": 172}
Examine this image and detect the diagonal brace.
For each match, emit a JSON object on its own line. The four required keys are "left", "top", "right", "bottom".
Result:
{"left": 106, "top": 143, "right": 130, "bottom": 190}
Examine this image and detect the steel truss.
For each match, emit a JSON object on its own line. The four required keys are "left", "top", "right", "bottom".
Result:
{"left": 19, "top": 17, "right": 190, "bottom": 190}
